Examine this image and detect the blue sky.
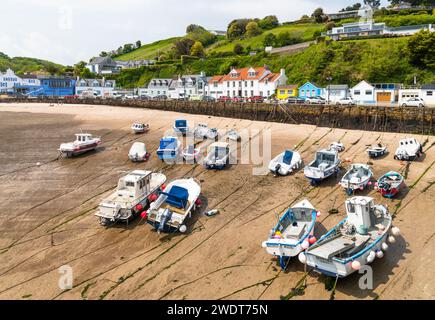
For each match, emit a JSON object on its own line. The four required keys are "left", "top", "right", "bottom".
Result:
{"left": 1, "top": 0, "right": 390, "bottom": 65}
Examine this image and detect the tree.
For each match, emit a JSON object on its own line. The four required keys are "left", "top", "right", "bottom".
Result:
{"left": 258, "top": 15, "right": 279, "bottom": 30}
{"left": 73, "top": 61, "right": 87, "bottom": 77}
{"left": 99, "top": 51, "right": 108, "bottom": 57}
{"left": 326, "top": 21, "right": 336, "bottom": 31}
{"left": 135, "top": 40, "right": 142, "bottom": 49}
{"left": 340, "top": 3, "right": 362, "bottom": 12}
{"left": 276, "top": 32, "right": 298, "bottom": 47}
{"left": 263, "top": 33, "right": 277, "bottom": 47}
{"left": 406, "top": 30, "right": 435, "bottom": 69}
{"left": 233, "top": 43, "right": 244, "bottom": 55}
{"left": 173, "top": 38, "right": 195, "bottom": 57}
{"left": 312, "top": 8, "right": 327, "bottom": 23}
{"left": 186, "top": 24, "right": 205, "bottom": 33}
{"left": 364, "top": 0, "right": 380, "bottom": 8}
{"left": 227, "top": 19, "right": 251, "bottom": 39}
{"left": 46, "top": 64, "right": 60, "bottom": 75}
{"left": 122, "top": 43, "right": 134, "bottom": 54}
{"left": 190, "top": 41, "right": 205, "bottom": 57}
{"left": 245, "top": 21, "right": 262, "bottom": 38}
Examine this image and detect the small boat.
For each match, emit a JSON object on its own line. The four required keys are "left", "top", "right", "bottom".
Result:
{"left": 173, "top": 119, "right": 189, "bottom": 136}
{"left": 131, "top": 123, "right": 150, "bottom": 134}
{"left": 128, "top": 142, "right": 149, "bottom": 162}
{"left": 262, "top": 199, "right": 318, "bottom": 270}
{"left": 304, "top": 149, "right": 341, "bottom": 185}
{"left": 182, "top": 145, "right": 201, "bottom": 163}
{"left": 302, "top": 196, "right": 399, "bottom": 278}
{"left": 329, "top": 141, "right": 345, "bottom": 152}
{"left": 204, "top": 142, "right": 230, "bottom": 170}
{"left": 95, "top": 170, "right": 166, "bottom": 226}
{"left": 227, "top": 129, "right": 241, "bottom": 141}
{"left": 376, "top": 171, "right": 405, "bottom": 198}
{"left": 146, "top": 178, "right": 201, "bottom": 233}
{"left": 339, "top": 164, "right": 373, "bottom": 195}
{"left": 194, "top": 123, "right": 218, "bottom": 140}
{"left": 268, "top": 150, "right": 302, "bottom": 176}
{"left": 394, "top": 138, "right": 423, "bottom": 161}
{"left": 157, "top": 136, "right": 182, "bottom": 161}
{"left": 58, "top": 133, "right": 101, "bottom": 158}
{"left": 366, "top": 143, "right": 388, "bottom": 158}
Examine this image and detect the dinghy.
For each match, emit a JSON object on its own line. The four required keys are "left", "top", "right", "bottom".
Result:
{"left": 131, "top": 123, "right": 150, "bottom": 134}
{"left": 302, "top": 196, "right": 399, "bottom": 278}
{"left": 95, "top": 170, "right": 166, "bottom": 226}
{"left": 268, "top": 150, "right": 302, "bottom": 176}
{"left": 262, "top": 199, "right": 319, "bottom": 270}
{"left": 204, "top": 142, "right": 230, "bottom": 170}
{"left": 339, "top": 164, "right": 373, "bottom": 195}
{"left": 304, "top": 149, "right": 341, "bottom": 185}
{"left": 58, "top": 133, "right": 101, "bottom": 158}
{"left": 329, "top": 141, "right": 345, "bottom": 152}
{"left": 182, "top": 145, "right": 200, "bottom": 163}
{"left": 366, "top": 143, "right": 387, "bottom": 158}
{"left": 157, "top": 136, "right": 182, "bottom": 162}
{"left": 394, "top": 138, "right": 423, "bottom": 161}
{"left": 227, "top": 129, "right": 241, "bottom": 141}
{"left": 376, "top": 171, "right": 405, "bottom": 198}
{"left": 128, "top": 142, "right": 149, "bottom": 162}
{"left": 146, "top": 178, "right": 201, "bottom": 233}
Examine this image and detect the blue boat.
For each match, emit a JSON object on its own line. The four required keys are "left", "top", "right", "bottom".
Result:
{"left": 304, "top": 149, "right": 341, "bottom": 185}
{"left": 156, "top": 136, "right": 182, "bottom": 161}
{"left": 173, "top": 119, "right": 189, "bottom": 136}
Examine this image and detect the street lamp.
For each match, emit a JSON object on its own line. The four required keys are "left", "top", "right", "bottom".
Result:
{"left": 326, "top": 76, "right": 332, "bottom": 104}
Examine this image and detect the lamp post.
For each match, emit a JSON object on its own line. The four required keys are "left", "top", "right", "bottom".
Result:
{"left": 326, "top": 76, "right": 332, "bottom": 104}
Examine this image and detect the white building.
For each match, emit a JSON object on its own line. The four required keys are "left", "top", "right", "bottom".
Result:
{"left": 139, "top": 78, "right": 172, "bottom": 98}
{"left": 0, "top": 69, "right": 22, "bottom": 93}
{"left": 206, "top": 66, "right": 287, "bottom": 99}
{"left": 75, "top": 78, "right": 116, "bottom": 97}
{"left": 86, "top": 57, "right": 120, "bottom": 75}
{"left": 168, "top": 72, "right": 208, "bottom": 99}
{"left": 398, "top": 86, "right": 422, "bottom": 105}
{"left": 421, "top": 84, "right": 435, "bottom": 106}
{"left": 373, "top": 83, "right": 401, "bottom": 104}
{"left": 325, "top": 84, "right": 349, "bottom": 103}
{"left": 350, "top": 80, "right": 376, "bottom": 104}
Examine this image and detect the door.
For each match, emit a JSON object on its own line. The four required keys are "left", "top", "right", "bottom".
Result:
{"left": 376, "top": 92, "right": 391, "bottom": 104}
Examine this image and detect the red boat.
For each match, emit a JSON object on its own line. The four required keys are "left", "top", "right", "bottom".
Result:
{"left": 58, "top": 133, "right": 101, "bottom": 157}
{"left": 376, "top": 171, "right": 405, "bottom": 198}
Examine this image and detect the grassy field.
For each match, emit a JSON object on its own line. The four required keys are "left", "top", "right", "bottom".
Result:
{"left": 115, "top": 37, "right": 181, "bottom": 61}
{"left": 0, "top": 52, "right": 63, "bottom": 74}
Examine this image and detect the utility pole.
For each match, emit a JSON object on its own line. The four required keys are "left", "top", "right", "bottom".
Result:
{"left": 326, "top": 76, "right": 332, "bottom": 104}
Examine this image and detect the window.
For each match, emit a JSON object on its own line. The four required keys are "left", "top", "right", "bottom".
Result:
{"left": 227, "top": 82, "right": 230, "bottom": 88}
{"left": 260, "top": 91, "right": 263, "bottom": 96}
{"left": 126, "top": 181, "right": 135, "bottom": 187}
{"left": 365, "top": 90, "right": 372, "bottom": 95}
{"left": 427, "top": 91, "right": 433, "bottom": 96}
{"left": 239, "top": 81, "right": 242, "bottom": 87}
{"left": 280, "top": 90, "right": 285, "bottom": 94}
{"left": 244, "top": 81, "right": 247, "bottom": 87}
{"left": 244, "top": 90, "right": 248, "bottom": 96}
{"left": 301, "top": 90, "right": 305, "bottom": 95}
{"left": 251, "top": 81, "right": 254, "bottom": 87}
{"left": 213, "top": 82, "right": 218, "bottom": 88}
{"left": 233, "top": 81, "right": 235, "bottom": 87}
{"left": 347, "top": 202, "right": 355, "bottom": 213}
{"left": 251, "top": 90, "right": 254, "bottom": 96}
{"left": 354, "top": 90, "right": 360, "bottom": 95}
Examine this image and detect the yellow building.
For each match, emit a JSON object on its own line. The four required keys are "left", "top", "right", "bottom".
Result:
{"left": 276, "top": 85, "right": 298, "bottom": 100}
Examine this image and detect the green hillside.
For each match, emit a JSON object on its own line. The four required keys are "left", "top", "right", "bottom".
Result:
{"left": 0, "top": 52, "right": 63, "bottom": 75}
{"left": 115, "top": 37, "right": 181, "bottom": 61}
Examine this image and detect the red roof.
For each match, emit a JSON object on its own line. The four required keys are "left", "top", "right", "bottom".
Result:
{"left": 209, "top": 75, "right": 224, "bottom": 84}
{"left": 259, "top": 72, "right": 280, "bottom": 83}
{"left": 221, "top": 67, "right": 269, "bottom": 82}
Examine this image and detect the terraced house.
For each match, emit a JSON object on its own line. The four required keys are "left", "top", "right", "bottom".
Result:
{"left": 168, "top": 72, "right": 208, "bottom": 99}
{"left": 139, "top": 78, "right": 172, "bottom": 98}
{"left": 207, "top": 66, "right": 287, "bottom": 99}
{"left": 75, "top": 78, "right": 116, "bottom": 97}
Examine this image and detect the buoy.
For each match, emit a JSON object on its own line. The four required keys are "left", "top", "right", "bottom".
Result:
{"left": 301, "top": 240, "right": 309, "bottom": 250}
{"left": 161, "top": 184, "right": 166, "bottom": 191}
{"left": 179, "top": 225, "right": 187, "bottom": 233}
{"left": 140, "top": 211, "right": 147, "bottom": 219}
{"left": 195, "top": 199, "right": 202, "bottom": 207}
{"left": 298, "top": 252, "right": 307, "bottom": 264}
{"left": 376, "top": 250, "right": 384, "bottom": 259}
{"left": 391, "top": 226, "right": 400, "bottom": 236}
{"left": 316, "top": 211, "right": 321, "bottom": 218}
{"left": 36, "top": 162, "right": 41, "bottom": 166}
{"left": 381, "top": 242, "right": 389, "bottom": 251}
{"left": 261, "top": 242, "right": 267, "bottom": 248}
{"left": 351, "top": 260, "right": 361, "bottom": 270}
{"left": 368, "top": 181, "right": 372, "bottom": 186}
{"left": 367, "top": 252, "right": 375, "bottom": 263}
{"left": 388, "top": 236, "right": 396, "bottom": 244}
{"left": 149, "top": 194, "right": 158, "bottom": 202}
{"left": 308, "top": 235, "right": 317, "bottom": 245}
{"left": 136, "top": 204, "right": 143, "bottom": 212}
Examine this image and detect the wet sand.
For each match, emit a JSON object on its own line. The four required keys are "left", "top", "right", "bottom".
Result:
{"left": 0, "top": 102, "right": 434, "bottom": 300}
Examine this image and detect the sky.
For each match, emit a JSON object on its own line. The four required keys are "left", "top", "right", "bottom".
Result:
{"left": 0, "top": 0, "right": 390, "bottom": 66}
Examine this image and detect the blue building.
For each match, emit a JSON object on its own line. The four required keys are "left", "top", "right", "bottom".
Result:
{"left": 298, "top": 81, "right": 325, "bottom": 99}
{"left": 39, "top": 78, "right": 76, "bottom": 96}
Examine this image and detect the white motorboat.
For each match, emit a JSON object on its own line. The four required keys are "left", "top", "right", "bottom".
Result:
{"left": 204, "top": 142, "right": 230, "bottom": 170}
{"left": 268, "top": 150, "right": 302, "bottom": 176}
{"left": 394, "top": 138, "right": 423, "bottom": 161}
{"left": 182, "top": 145, "right": 201, "bottom": 163}
{"left": 329, "top": 141, "right": 345, "bottom": 152}
{"left": 302, "top": 196, "right": 399, "bottom": 278}
{"left": 262, "top": 199, "right": 319, "bottom": 269}
{"left": 304, "top": 149, "right": 341, "bottom": 185}
{"left": 128, "top": 142, "right": 149, "bottom": 162}
{"left": 146, "top": 178, "right": 201, "bottom": 233}
{"left": 95, "top": 170, "right": 166, "bottom": 226}
{"left": 366, "top": 143, "right": 388, "bottom": 158}
{"left": 194, "top": 123, "right": 218, "bottom": 140}
{"left": 157, "top": 136, "right": 182, "bottom": 161}
{"left": 131, "top": 123, "right": 150, "bottom": 134}
{"left": 58, "top": 133, "right": 101, "bottom": 157}
{"left": 227, "top": 129, "right": 241, "bottom": 141}
{"left": 339, "top": 164, "right": 373, "bottom": 195}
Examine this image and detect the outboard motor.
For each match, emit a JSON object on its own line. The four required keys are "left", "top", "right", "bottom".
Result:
{"left": 274, "top": 164, "right": 281, "bottom": 176}
{"left": 158, "top": 208, "right": 173, "bottom": 233}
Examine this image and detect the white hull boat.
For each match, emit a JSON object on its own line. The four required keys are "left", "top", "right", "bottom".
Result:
{"left": 131, "top": 123, "right": 150, "bottom": 134}
{"left": 304, "top": 149, "right": 341, "bottom": 185}
{"left": 394, "top": 138, "right": 423, "bottom": 161}
{"left": 128, "top": 142, "right": 149, "bottom": 162}
{"left": 204, "top": 142, "right": 230, "bottom": 170}
{"left": 227, "top": 129, "right": 241, "bottom": 141}
{"left": 95, "top": 170, "right": 166, "bottom": 226}
{"left": 146, "top": 178, "right": 201, "bottom": 233}
{"left": 268, "top": 150, "right": 302, "bottom": 176}
{"left": 262, "top": 199, "right": 318, "bottom": 269}
{"left": 182, "top": 145, "right": 201, "bottom": 163}
{"left": 302, "top": 196, "right": 399, "bottom": 278}
{"left": 58, "top": 133, "right": 101, "bottom": 157}
{"left": 339, "top": 164, "right": 373, "bottom": 195}
{"left": 329, "top": 141, "right": 345, "bottom": 152}
{"left": 366, "top": 144, "right": 387, "bottom": 158}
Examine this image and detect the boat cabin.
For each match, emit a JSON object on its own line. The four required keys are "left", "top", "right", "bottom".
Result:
{"left": 117, "top": 170, "right": 152, "bottom": 199}
{"left": 345, "top": 196, "right": 375, "bottom": 231}
{"left": 311, "top": 149, "right": 338, "bottom": 169}
{"left": 208, "top": 142, "right": 229, "bottom": 158}
{"left": 399, "top": 138, "right": 419, "bottom": 147}
{"left": 75, "top": 133, "right": 94, "bottom": 143}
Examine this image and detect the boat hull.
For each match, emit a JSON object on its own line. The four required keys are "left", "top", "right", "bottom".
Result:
{"left": 60, "top": 142, "right": 99, "bottom": 157}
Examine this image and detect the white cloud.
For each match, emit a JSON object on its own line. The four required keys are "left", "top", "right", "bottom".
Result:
{"left": 1, "top": 0, "right": 390, "bottom": 65}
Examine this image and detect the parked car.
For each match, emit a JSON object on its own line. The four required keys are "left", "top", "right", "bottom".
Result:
{"left": 154, "top": 95, "right": 168, "bottom": 100}
{"left": 305, "top": 96, "right": 326, "bottom": 104}
{"left": 336, "top": 97, "right": 356, "bottom": 106}
{"left": 247, "top": 96, "right": 264, "bottom": 103}
{"left": 202, "top": 96, "right": 216, "bottom": 102}
{"left": 139, "top": 95, "right": 150, "bottom": 100}
{"left": 189, "top": 95, "right": 203, "bottom": 101}
{"left": 232, "top": 96, "right": 244, "bottom": 103}
{"left": 125, "top": 94, "right": 139, "bottom": 100}
{"left": 218, "top": 96, "right": 231, "bottom": 103}
{"left": 286, "top": 97, "right": 305, "bottom": 104}
{"left": 400, "top": 97, "right": 425, "bottom": 108}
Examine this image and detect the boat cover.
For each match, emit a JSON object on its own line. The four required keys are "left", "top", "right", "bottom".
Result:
{"left": 187, "top": 145, "right": 195, "bottom": 154}
{"left": 160, "top": 138, "right": 177, "bottom": 150}
{"left": 175, "top": 120, "right": 187, "bottom": 128}
{"left": 164, "top": 186, "right": 189, "bottom": 209}
{"left": 283, "top": 150, "right": 293, "bottom": 165}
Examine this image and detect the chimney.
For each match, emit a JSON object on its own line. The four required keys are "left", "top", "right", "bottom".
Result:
{"left": 280, "top": 68, "right": 285, "bottom": 76}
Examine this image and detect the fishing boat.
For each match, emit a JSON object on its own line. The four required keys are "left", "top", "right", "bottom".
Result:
{"left": 146, "top": 178, "right": 201, "bottom": 233}
{"left": 173, "top": 119, "right": 189, "bottom": 136}
{"left": 268, "top": 150, "right": 302, "bottom": 176}
{"left": 329, "top": 141, "right": 345, "bottom": 152}
{"left": 262, "top": 199, "right": 319, "bottom": 269}
{"left": 339, "top": 164, "right": 373, "bottom": 195}
{"left": 302, "top": 196, "right": 400, "bottom": 278}
{"left": 376, "top": 171, "right": 405, "bottom": 198}
{"left": 156, "top": 136, "right": 182, "bottom": 161}
{"left": 194, "top": 123, "right": 218, "bottom": 140}
{"left": 128, "top": 142, "right": 149, "bottom": 162}
{"left": 394, "top": 138, "right": 423, "bottom": 161}
{"left": 182, "top": 145, "right": 201, "bottom": 163}
{"left": 204, "top": 142, "right": 230, "bottom": 170}
{"left": 95, "top": 170, "right": 166, "bottom": 226}
{"left": 304, "top": 149, "right": 341, "bottom": 185}
{"left": 366, "top": 143, "right": 388, "bottom": 158}
{"left": 131, "top": 123, "right": 150, "bottom": 134}
{"left": 58, "top": 133, "right": 101, "bottom": 158}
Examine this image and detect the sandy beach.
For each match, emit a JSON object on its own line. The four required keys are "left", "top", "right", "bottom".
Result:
{"left": 0, "top": 102, "right": 434, "bottom": 300}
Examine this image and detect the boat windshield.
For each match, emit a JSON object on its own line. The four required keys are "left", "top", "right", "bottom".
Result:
{"left": 160, "top": 139, "right": 177, "bottom": 149}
